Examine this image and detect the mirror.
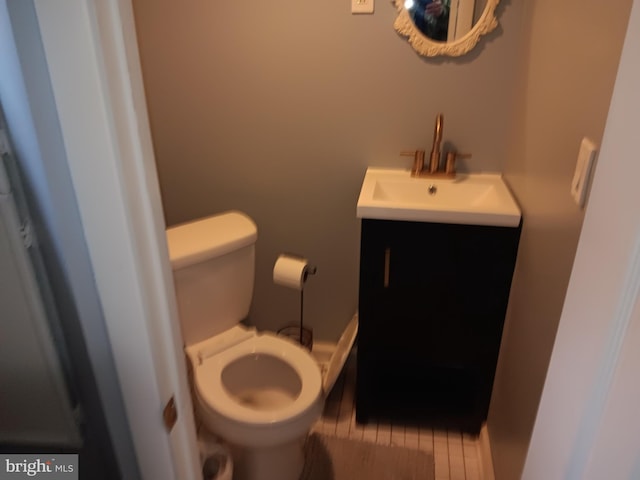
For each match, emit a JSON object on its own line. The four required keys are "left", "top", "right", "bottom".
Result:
{"left": 392, "top": 0, "right": 499, "bottom": 57}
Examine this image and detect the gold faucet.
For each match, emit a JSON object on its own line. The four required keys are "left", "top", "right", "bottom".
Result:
{"left": 429, "top": 113, "right": 443, "bottom": 173}
{"left": 400, "top": 113, "right": 471, "bottom": 178}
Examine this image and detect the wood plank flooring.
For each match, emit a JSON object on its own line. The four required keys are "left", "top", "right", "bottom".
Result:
{"left": 312, "top": 355, "right": 484, "bottom": 480}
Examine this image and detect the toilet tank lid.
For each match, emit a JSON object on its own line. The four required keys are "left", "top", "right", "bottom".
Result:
{"left": 166, "top": 211, "right": 257, "bottom": 270}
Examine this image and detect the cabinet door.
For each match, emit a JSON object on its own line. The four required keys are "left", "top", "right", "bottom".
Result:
{"left": 360, "top": 219, "right": 517, "bottom": 360}
{"left": 357, "top": 219, "right": 521, "bottom": 430}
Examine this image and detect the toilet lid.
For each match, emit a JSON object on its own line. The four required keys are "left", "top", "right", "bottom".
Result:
{"left": 194, "top": 333, "right": 322, "bottom": 425}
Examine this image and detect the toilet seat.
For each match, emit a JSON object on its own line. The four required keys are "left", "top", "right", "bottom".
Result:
{"left": 194, "top": 333, "right": 322, "bottom": 426}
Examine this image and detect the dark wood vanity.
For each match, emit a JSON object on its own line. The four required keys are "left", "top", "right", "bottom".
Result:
{"left": 356, "top": 218, "right": 521, "bottom": 433}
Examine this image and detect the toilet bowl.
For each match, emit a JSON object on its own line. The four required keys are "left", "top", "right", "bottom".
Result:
{"left": 186, "top": 326, "right": 323, "bottom": 480}
{"left": 167, "top": 212, "right": 325, "bottom": 480}
{"left": 187, "top": 327, "right": 323, "bottom": 446}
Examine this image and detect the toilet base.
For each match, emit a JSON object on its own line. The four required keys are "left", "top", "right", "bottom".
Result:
{"left": 229, "top": 437, "right": 305, "bottom": 480}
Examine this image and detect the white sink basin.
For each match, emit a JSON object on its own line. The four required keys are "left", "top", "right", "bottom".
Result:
{"left": 357, "top": 168, "right": 521, "bottom": 227}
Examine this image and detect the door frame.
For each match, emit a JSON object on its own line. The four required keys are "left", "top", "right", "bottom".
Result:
{"left": 33, "top": 0, "right": 200, "bottom": 478}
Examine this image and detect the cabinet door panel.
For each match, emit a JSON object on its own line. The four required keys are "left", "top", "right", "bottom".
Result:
{"left": 357, "top": 218, "right": 521, "bottom": 431}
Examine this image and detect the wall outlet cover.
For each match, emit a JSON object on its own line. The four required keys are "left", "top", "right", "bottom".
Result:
{"left": 571, "top": 137, "right": 598, "bottom": 208}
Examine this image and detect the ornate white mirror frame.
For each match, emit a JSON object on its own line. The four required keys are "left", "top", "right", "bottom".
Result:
{"left": 392, "top": 0, "right": 500, "bottom": 57}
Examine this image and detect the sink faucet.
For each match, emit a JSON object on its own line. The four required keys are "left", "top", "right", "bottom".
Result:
{"left": 429, "top": 113, "right": 443, "bottom": 173}
{"left": 399, "top": 112, "right": 470, "bottom": 178}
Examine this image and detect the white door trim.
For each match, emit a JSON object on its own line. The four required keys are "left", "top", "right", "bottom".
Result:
{"left": 33, "top": 0, "right": 200, "bottom": 478}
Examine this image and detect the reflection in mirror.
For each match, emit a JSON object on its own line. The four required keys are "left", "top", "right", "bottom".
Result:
{"left": 392, "top": 0, "right": 499, "bottom": 57}
{"left": 405, "top": 0, "right": 452, "bottom": 42}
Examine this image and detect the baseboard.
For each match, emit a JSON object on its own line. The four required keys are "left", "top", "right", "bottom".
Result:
{"left": 477, "top": 423, "right": 495, "bottom": 480}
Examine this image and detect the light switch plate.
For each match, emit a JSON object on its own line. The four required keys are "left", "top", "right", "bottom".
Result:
{"left": 352, "top": 0, "right": 374, "bottom": 14}
{"left": 571, "top": 137, "right": 597, "bottom": 208}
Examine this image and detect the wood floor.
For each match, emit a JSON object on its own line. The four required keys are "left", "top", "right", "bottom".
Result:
{"left": 312, "top": 355, "right": 485, "bottom": 480}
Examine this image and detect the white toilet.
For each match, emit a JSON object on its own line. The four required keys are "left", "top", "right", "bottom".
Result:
{"left": 166, "top": 211, "right": 324, "bottom": 480}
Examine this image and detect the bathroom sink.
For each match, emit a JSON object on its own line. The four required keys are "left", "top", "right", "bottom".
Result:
{"left": 357, "top": 168, "right": 521, "bottom": 227}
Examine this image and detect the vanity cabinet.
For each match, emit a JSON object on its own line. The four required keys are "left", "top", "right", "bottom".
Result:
{"left": 356, "top": 218, "right": 521, "bottom": 433}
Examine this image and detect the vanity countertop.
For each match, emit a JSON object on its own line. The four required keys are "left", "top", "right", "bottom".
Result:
{"left": 356, "top": 168, "right": 521, "bottom": 227}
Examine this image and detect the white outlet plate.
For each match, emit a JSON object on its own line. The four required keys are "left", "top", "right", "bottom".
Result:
{"left": 571, "top": 137, "right": 598, "bottom": 208}
{"left": 352, "top": 0, "right": 374, "bottom": 14}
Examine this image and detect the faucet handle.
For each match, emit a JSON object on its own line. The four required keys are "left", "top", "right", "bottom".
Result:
{"left": 400, "top": 150, "right": 426, "bottom": 176}
{"left": 445, "top": 152, "right": 472, "bottom": 175}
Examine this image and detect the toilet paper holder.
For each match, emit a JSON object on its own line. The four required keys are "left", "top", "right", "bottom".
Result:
{"left": 280, "top": 252, "right": 316, "bottom": 284}
{"left": 276, "top": 253, "right": 317, "bottom": 350}
{"left": 303, "top": 264, "right": 317, "bottom": 281}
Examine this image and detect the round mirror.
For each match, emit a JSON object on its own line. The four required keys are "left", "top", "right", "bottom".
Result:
{"left": 392, "top": 0, "right": 499, "bottom": 57}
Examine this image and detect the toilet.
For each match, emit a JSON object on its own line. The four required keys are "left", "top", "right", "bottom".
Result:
{"left": 166, "top": 211, "right": 324, "bottom": 480}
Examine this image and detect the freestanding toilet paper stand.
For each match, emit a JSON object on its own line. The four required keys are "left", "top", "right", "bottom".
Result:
{"left": 275, "top": 254, "right": 316, "bottom": 350}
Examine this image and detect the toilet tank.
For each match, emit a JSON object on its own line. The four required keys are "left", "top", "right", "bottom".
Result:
{"left": 166, "top": 211, "right": 257, "bottom": 347}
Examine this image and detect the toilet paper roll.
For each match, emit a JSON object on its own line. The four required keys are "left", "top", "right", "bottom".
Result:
{"left": 273, "top": 254, "right": 309, "bottom": 291}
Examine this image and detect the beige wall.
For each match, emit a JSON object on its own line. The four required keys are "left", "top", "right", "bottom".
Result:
{"left": 132, "top": 0, "right": 524, "bottom": 340}
{"left": 488, "top": 0, "right": 633, "bottom": 478}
